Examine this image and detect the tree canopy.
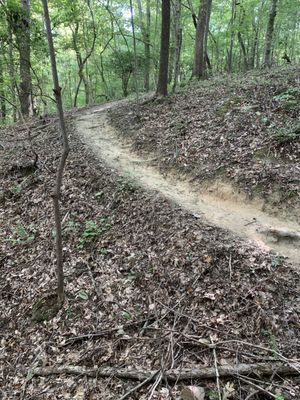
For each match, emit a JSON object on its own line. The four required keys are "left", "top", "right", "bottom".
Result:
{"left": 0, "top": 0, "right": 299, "bottom": 122}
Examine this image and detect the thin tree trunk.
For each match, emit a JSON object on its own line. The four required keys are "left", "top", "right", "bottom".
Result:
{"left": 249, "top": 20, "right": 259, "bottom": 69}
{"left": 0, "top": 41, "right": 6, "bottom": 122}
{"left": 156, "top": 0, "right": 171, "bottom": 97}
{"left": 227, "top": 0, "right": 236, "bottom": 73}
{"left": 7, "top": 26, "right": 17, "bottom": 122}
{"left": 264, "top": 0, "right": 278, "bottom": 68}
{"left": 237, "top": 32, "right": 248, "bottom": 71}
{"left": 137, "top": 0, "right": 151, "bottom": 91}
{"left": 172, "top": 0, "right": 182, "bottom": 92}
{"left": 129, "top": 0, "right": 139, "bottom": 103}
{"left": 41, "top": 0, "right": 70, "bottom": 306}
{"left": 16, "top": 0, "right": 32, "bottom": 117}
{"left": 73, "top": 1, "right": 97, "bottom": 107}
{"left": 204, "top": 0, "right": 212, "bottom": 72}
{"left": 187, "top": 0, "right": 198, "bottom": 28}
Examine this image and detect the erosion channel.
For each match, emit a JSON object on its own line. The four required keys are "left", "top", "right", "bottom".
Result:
{"left": 76, "top": 103, "right": 300, "bottom": 267}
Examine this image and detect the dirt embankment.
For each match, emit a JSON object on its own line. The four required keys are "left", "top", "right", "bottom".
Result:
{"left": 109, "top": 66, "right": 300, "bottom": 218}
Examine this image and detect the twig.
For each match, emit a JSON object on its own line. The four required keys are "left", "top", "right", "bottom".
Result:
{"left": 62, "top": 318, "right": 151, "bottom": 345}
{"left": 210, "top": 336, "right": 222, "bottom": 400}
{"left": 245, "top": 391, "right": 259, "bottom": 400}
{"left": 118, "top": 371, "right": 159, "bottom": 400}
{"left": 228, "top": 253, "right": 232, "bottom": 280}
{"left": 237, "top": 375, "right": 277, "bottom": 399}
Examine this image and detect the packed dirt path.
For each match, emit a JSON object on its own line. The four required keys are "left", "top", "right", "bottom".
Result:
{"left": 75, "top": 103, "right": 300, "bottom": 266}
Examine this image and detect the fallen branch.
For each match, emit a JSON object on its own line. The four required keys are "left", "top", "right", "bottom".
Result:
{"left": 28, "top": 362, "right": 299, "bottom": 382}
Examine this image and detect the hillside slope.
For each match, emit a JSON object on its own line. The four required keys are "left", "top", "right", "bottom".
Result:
{"left": 0, "top": 69, "right": 299, "bottom": 399}
{"left": 110, "top": 66, "right": 300, "bottom": 218}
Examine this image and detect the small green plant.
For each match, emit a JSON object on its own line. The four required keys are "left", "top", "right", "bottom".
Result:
{"left": 273, "top": 88, "right": 300, "bottom": 111}
{"left": 122, "top": 311, "right": 132, "bottom": 321}
{"left": 273, "top": 124, "right": 300, "bottom": 143}
{"left": 52, "top": 220, "right": 79, "bottom": 238}
{"left": 5, "top": 224, "right": 35, "bottom": 245}
{"left": 271, "top": 255, "right": 285, "bottom": 268}
{"left": 262, "top": 329, "right": 279, "bottom": 356}
{"left": 273, "top": 87, "right": 300, "bottom": 101}
{"left": 79, "top": 219, "right": 111, "bottom": 248}
{"left": 9, "top": 185, "right": 22, "bottom": 195}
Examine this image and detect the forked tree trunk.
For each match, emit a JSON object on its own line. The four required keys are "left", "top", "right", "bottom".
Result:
{"left": 156, "top": 0, "right": 171, "bottom": 96}
{"left": 264, "top": 0, "right": 278, "bottom": 68}
{"left": 42, "top": 0, "right": 70, "bottom": 306}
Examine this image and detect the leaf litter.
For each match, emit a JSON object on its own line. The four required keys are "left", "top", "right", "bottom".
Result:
{"left": 0, "top": 68, "right": 300, "bottom": 399}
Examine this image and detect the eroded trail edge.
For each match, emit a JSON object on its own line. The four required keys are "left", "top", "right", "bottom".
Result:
{"left": 76, "top": 105, "right": 300, "bottom": 266}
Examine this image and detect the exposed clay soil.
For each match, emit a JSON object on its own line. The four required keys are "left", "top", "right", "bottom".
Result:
{"left": 109, "top": 66, "right": 300, "bottom": 217}
{"left": 0, "top": 68, "right": 300, "bottom": 400}
{"left": 77, "top": 108, "right": 300, "bottom": 265}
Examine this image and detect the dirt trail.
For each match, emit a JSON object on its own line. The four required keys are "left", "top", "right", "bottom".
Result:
{"left": 76, "top": 104, "right": 300, "bottom": 266}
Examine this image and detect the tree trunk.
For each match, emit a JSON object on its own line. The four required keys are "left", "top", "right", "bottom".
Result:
{"left": 129, "top": 0, "right": 139, "bottom": 102}
{"left": 156, "top": 0, "right": 171, "bottom": 97}
{"left": 172, "top": 0, "right": 182, "bottom": 92}
{"left": 17, "top": 0, "right": 33, "bottom": 117}
{"left": 227, "top": 0, "right": 236, "bottom": 73}
{"left": 249, "top": 19, "right": 259, "bottom": 69}
{"left": 264, "top": 0, "right": 278, "bottom": 68}
{"left": 42, "top": 0, "right": 70, "bottom": 306}
{"left": 0, "top": 41, "right": 6, "bottom": 122}
{"left": 192, "top": 0, "right": 212, "bottom": 79}
{"left": 137, "top": 0, "right": 151, "bottom": 92}
{"left": 8, "top": 26, "right": 17, "bottom": 121}
{"left": 204, "top": 0, "right": 212, "bottom": 72}
{"left": 237, "top": 32, "right": 248, "bottom": 71}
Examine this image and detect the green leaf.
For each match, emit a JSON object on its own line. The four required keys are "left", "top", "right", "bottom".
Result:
{"left": 78, "top": 291, "right": 88, "bottom": 300}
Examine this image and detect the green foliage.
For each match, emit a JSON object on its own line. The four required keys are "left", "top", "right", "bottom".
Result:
{"left": 273, "top": 87, "right": 300, "bottom": 110}
{"left": 122, "top": 311, "right": 132, "bottom": 321}
{"left": 271, "top": 255, "right": 285, "bottom": 268}
{"left": 273, "top": 123, "right": 300, "bottom": 143}
{"left": 78, "top": 219, "right": 111, "bottom": 248}
{"left": 5, "top": 224, "right": 35, "bottom": 245}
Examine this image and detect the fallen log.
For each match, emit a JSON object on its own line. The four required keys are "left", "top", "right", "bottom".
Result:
{"left": 28, "top": 362, "right": 299, "bottom": 382}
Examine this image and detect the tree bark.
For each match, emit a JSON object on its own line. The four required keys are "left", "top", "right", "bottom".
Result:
{"left": 29, "top": 362, "right": 299, "bottom": 381}
{"left": 192, "top": 0, "right": 212, "bottom": 79}
{"left": 15, "top": 0, "right": 32, "bottom": 117}
{"left": 0, "top": 41, "right": 6, "bottom": 122}
{"left": 129, "top": 0, "right": 139, "bottom": 102}
{"left": 172, "top": 0, "right": 182, "bottom": 92}
{"left": 264, "top": 0, "right": 278, "bottom": 68}
{"left": 237, "top": 32, "right": 248, "bottom": 71}
{"left": 8, "top": 25, "right": 17, "bottom": 122}
{"left": 41, "top": 0, "right": 70, "bottom": 306}
{"left": 227, "top": 0, "right": 236, "bottom": 73}
{"left": 73, "top": 1, "right": 97, "bottom": 107}
{"left": 156, "top": 0, "right": 171, "bottom": 97}
{"left": 137, "top": 0, "right": 151, "bottom": 92}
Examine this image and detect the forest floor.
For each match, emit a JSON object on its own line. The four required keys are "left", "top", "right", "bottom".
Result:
{"left": 0, "top": 66, "right": 300, "bottom": 399}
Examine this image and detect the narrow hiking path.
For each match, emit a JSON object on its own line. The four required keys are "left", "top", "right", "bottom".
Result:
{"left": 75, "top": 103, "right": 300, "bottom": 266}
